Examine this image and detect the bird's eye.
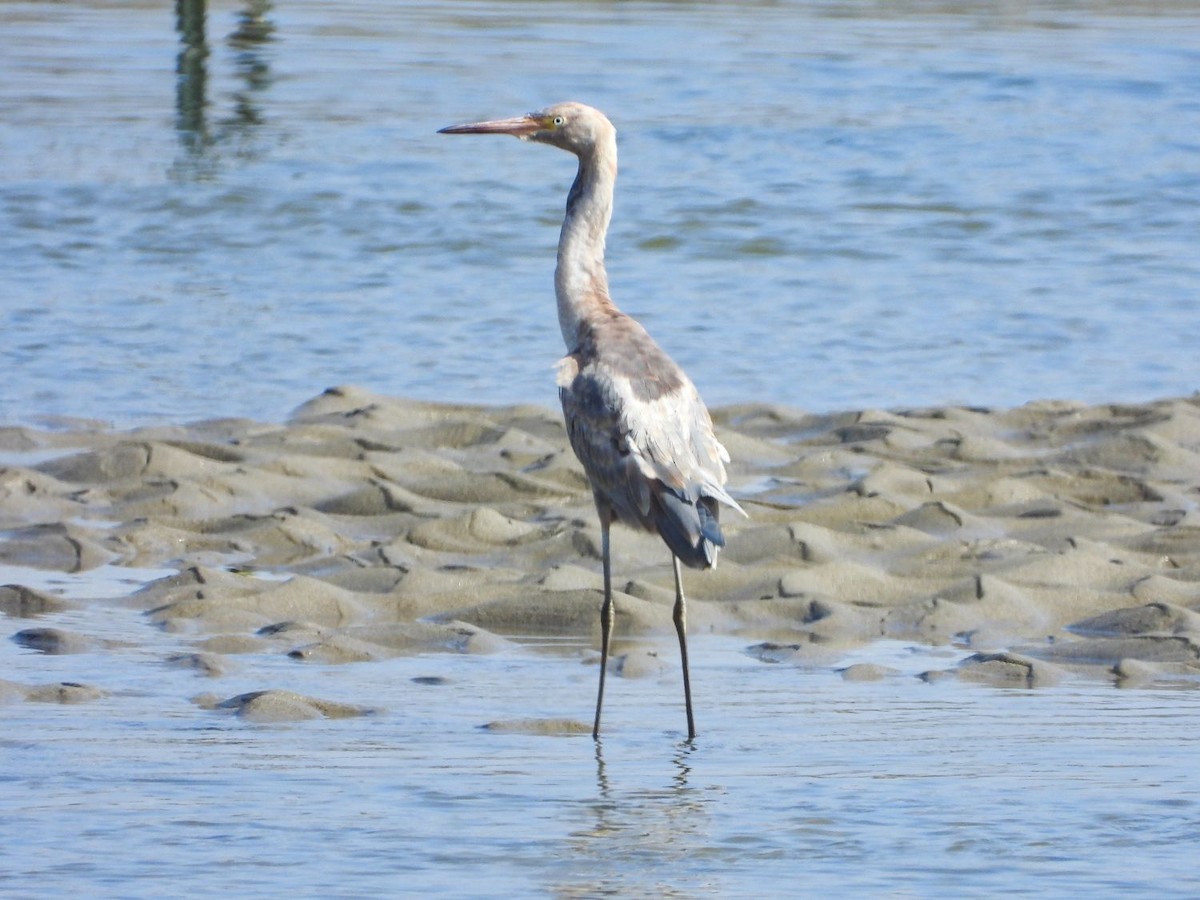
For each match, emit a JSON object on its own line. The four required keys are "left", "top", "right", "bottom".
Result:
{"left": 553, "top": 115, "right": 566, "bottom": 127}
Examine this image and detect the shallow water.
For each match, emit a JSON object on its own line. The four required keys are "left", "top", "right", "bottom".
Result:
{"left": 3, "top": 584, "right": 1200, "bottom": 897}
{"left": 5, "top": 3, "right": 1200, "bottom": 895}
{"left": 2, "top": 0, "right": 1199, "bottom": 428}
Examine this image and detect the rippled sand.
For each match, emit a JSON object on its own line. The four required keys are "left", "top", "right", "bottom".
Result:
{"left": 3, "top": 387, "right": 1199, "bottom": 717}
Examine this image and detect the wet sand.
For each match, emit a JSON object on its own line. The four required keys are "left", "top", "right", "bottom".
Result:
{"left": 3, "top": 387, "right": 1199, "bottom": 716}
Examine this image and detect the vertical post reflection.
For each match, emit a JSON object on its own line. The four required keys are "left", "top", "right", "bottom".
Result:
{"left": 173, "top": 0, "right": 275, "bottom": 172}
{"left": 228, "top": 0, "right": 274, "bottom": 130}
{"left": 174, "top": 0, "right": 209, "bottom": 152}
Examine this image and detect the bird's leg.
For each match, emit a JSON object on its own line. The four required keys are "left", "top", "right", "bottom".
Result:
{"left": 672, "top": 555, "right": 697, "bottom": 740}
{"left": 593, "top": 518, "right": 613, "bottom": 740}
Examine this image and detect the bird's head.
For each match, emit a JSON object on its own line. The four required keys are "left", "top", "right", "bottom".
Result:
{"left": 438, "top": 101, "right": 615, "bottom": 157}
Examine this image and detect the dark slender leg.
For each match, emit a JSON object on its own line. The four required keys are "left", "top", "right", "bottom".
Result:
{"left": 672, "top": 555, "right": 696, "bottom": 740}
{"left": 593, "top": 520, "right": 613, "bottom": 740}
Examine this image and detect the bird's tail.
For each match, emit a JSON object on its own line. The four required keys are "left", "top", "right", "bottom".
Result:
{"left": 654, "top": 490, "right": 725, "bottom": 570}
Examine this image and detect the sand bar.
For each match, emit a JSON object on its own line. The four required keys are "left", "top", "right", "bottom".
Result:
{"left": 3, "top": 386, "right": 1199, "bottom": 707}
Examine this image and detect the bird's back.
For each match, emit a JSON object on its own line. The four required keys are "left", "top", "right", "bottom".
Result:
{"left": 557, "top": 308, "right": 742, "bottom": 569}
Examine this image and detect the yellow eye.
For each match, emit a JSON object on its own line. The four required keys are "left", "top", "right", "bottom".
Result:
{"left": 552, "top": 115, "right": 566, "bottom": 127}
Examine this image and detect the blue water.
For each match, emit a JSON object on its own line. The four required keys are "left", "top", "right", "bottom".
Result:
{"left": 4, "top": 3, "right": 1200, "bottom": 896}
{"left": 3, "top": 587, "right": 1199, "bottom": 897}
{"left": 2, "top": 0, "right": 1198, "bottom": 428}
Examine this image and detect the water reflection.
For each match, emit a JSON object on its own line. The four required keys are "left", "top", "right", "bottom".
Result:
{"left": 174, "top": 0, "right": 275, "bottom": 173}
{"left": 593, "top": 739, "right": 611, "bottom": 804}
{"left": 7, "top": 0, "right": 1199, "bottom": 433}
{"left": 228, "top": 0, "right": 275, "bottom": 129}
{"left": 557, "top": 739, "right": 711, "bottom": 896}
{"left": 174, "top": 0, "right": 208, "bottom": 149}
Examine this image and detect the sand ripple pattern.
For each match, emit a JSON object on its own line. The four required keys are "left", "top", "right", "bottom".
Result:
{"left": 3, "top": 386, "right": 1200, "bottom": 698}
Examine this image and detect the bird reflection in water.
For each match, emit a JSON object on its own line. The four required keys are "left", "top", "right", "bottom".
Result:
{"left": 555, "top": 738, "right": 709, "bottom": 897}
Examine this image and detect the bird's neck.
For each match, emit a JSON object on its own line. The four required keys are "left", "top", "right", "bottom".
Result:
{"left": 555, "top": 140, "right": 618, "bottom": 349}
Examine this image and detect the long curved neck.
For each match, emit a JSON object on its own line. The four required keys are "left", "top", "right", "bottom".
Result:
{"left": 555, "top": 133, "right": 618, "bottom": 349}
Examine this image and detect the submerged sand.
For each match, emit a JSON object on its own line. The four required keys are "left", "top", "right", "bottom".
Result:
{"left": 3, "top": 386, "right": 1200, "bottom": 714}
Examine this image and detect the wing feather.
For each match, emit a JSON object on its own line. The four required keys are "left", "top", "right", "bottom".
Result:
{"left": 556, "top": 311, "right": 746, "bottom": 566}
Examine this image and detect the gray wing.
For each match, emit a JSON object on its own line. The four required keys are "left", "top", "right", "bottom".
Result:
{"left": 556, "top": 317, "right": 745, "bottom": 562}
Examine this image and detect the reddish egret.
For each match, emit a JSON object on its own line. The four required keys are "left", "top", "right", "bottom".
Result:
{"left": 439, "top": 102, "right": 744, "bottom": 740}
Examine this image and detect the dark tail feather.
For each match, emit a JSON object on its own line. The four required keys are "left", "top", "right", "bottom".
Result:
{"left": 697, "top": 497, "right": 724, "bottom": 548}
{"left": 654, "top": 490, "right": 724, "bottom": 570}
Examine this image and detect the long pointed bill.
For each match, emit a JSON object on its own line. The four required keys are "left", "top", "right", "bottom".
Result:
{"left": 437, "top": 114, "right": 542, "bottom": 138}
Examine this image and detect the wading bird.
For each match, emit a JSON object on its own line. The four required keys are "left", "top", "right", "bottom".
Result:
{"left": 439, "top": 102, "right": 744, "bottom": 740}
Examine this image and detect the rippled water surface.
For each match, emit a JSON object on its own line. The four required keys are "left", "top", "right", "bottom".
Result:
{"left": 4, "top": 2, "right": 1200, "bottom": 895}
{"left": 2, "top": 0, "right": 1198, "bottom": 427}
{"left": 3, "top": 576, "right": 1200, "bottom": 898}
